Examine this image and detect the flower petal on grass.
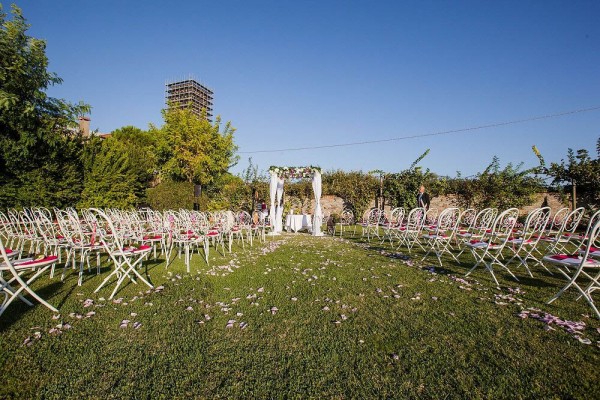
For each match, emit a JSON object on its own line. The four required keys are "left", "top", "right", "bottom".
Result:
{"left": 577, "top": 337, "right": 592, "bottom": 345}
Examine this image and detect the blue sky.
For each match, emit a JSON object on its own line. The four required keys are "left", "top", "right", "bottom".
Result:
{"left": 15, "top": 0, "right": 600, "bottom": 177}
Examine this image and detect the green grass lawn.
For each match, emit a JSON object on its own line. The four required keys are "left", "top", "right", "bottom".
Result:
{"left": 1, "top": 230, "right": 599, "bottom": 399}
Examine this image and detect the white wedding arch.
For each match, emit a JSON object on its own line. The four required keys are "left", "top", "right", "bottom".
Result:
{"left": 268, "top": 166, "right": 323, "bottom": 236}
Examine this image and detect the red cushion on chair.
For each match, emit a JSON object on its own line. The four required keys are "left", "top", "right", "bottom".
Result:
{"left": 143, "top": 235, "right": 162, "bottom": 240}
{"left": 550, "top": 254, "right": 580, "bottom": 261}
{"left": 207, "top": 230, "right": 219, "bottom": 237}
{"left": 17, "top": 255, "right": 58, "bottom": 266}
{"left": 134, "top": 245, "right": 152, "bottom": 252}
{"left": 122, "top": 245, "right": 152, "bottom": 253}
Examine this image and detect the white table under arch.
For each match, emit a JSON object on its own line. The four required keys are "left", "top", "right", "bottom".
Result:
{"left": 268, "top": 166, "right": 323, "bottom": 236}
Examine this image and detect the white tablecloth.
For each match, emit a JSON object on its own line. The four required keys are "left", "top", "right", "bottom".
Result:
{"left": 285, "top": 214, "right": 312, "bottom": 233}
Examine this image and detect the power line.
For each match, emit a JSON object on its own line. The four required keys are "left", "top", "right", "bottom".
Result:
{"left": 238, "top": 105, "right": 600, "bottom": 154}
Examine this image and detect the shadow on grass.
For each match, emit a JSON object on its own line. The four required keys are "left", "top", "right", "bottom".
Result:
{"left": 0, "top": 279, "right": 64, "bottom": 333}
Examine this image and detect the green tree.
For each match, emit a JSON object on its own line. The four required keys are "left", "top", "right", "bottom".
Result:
{"left": 322, "top": 170, "right": 378, "bottom": 217}
{"left": 146, "top": 180, "right": 195, "bottom": 210}
{"left": 533, "top": 140, "right": 600, "bottom": 208}
{"left": 0, "top": 4, "right": 89, "bottom": 207}
{"left": 454, "top": 156, "right": 544, "bottom": 210}
{"left": 384, "top": 168, "right": 437, "bottom": 209}
{"left": 79, "top": 126, "right": 157, "bottom": 208}
{"left": 78, "top": 137, "right": 138, "bottom": 208}
{"left": 110, "top": 126, "right": 157, "bottom": 201}
{"left": 152, "top": 107, "right": 238, "bottom": 191}
{"left": 240, "top": 157, "right": 268, "bottom": 211}
{"left": 382, "top": 149, "right": 438, "bottom": 209}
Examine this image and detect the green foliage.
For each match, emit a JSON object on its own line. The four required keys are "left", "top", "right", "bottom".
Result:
{"left": 146, "top": 180, "right": 194, "bottom": 210}
{"left": 152, "top": 107, "right": 238, "bottom": 189}
{"left": 204, "top": 173, "right": 249, "bottom": 211}
{"left": 0, "top": 4, "right": 89, "bottom": 208}
{"left": 240, "top": 157, "right": 269, "bottom": 210}
{"left": 452, "top": 156, "right": 544, "bottom": 209}
{"left": 284, "top": 179, "right": 314, "bottom": 211}
{"left": 110, "top": 126, "right": 157, "bottom": 200}
{"left": 534, "top": 139, "right": 600, "bottom": 206}
{"left": 78, "top": 136, "right": 139, "bottom": 208}
{"left": 383, "top": 169, "right": 437, "bottom": 209}
{"left": 322, "top": 170, "right": 378, "bottom": 216}
{"left": 381, "top": 149, "right": 439, "bottom": 209}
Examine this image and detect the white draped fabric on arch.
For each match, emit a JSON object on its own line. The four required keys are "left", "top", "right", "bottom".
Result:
{"left": 268, "top": 166, "right": 323, "bottom": 237}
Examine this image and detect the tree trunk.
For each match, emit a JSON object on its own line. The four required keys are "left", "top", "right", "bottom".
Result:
{"left": 571, "top": 179, "right": 577, "bottom": 210}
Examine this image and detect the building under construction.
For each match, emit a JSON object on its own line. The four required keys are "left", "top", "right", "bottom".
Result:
{"left": 165, "top": 79, "right": 214, "bottom": 122}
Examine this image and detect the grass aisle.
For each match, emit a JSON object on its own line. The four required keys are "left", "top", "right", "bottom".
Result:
{"left": 1, "top": 232, "right": 599, "bottom": 399}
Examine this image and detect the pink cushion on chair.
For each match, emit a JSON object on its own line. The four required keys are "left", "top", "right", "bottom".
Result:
{"left": 134, "top": 245, "right": 152, "bottom": 252}
{"left": 550, "top": 254, "right": 580, "bottom": 261}
{"left": 17, "top": 255, "right": 58, "bottom": 266}
{"left": 143, "top": 235, "right": 162, "bottom": 240}
{"left": 122, "top": 245, "right": 152, "bottom": 253}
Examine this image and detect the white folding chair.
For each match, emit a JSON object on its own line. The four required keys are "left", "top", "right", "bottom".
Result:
{"left": 237, "top": 211, "right": 256, "bottom": 246}
{"left": 505, "top": 207, "right": 551, "bottom": 276}
{"left": 336, "top": 209, "right": 355, "bottom": 237}
{"left": 0, "top": 236, "right": 59, "bottom": 317}
{"left": 543, "top": 217, "right": 600, "bottom": 318}
{"left": 456, "top": 208, "right": 497, "bottom": 256}
{"left": 381, "top": 207, "right": 405, "bottom": 245}
{"left": 139, "top": 209, "right": 167, "bottom": 260}
{"left": 91, "top": 208, "right": 153, "bottom": 299}
{"left": 360, "top": 208, "right": 383, "bottom": 241}
{"left": 541, "top": 207, "right": 586, "bottom": 256}
{"left": 55, "top": 209, "right": 104, "bottom": 286}
{"left": 421, "top": 207, "right": 461, "bottom": 266}
{"left": 465, "top": 208, "right": 519, "bottom": 286}
{"left": 167, "top": 210, "right": 209, "bottom": 272}
{"left": 395, "top": 207, "right": 426, "bottom": 253}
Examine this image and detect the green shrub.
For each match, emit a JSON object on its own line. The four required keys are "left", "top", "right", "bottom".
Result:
{"left": 146, "top": 180, "right": 194, "bottom": 210}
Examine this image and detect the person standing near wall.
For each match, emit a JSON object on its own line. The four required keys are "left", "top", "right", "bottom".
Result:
{"left": 417, "top": 185, "right": 430, "bottom": 210}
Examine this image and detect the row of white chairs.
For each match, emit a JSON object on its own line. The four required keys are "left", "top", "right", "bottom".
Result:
{"left": 2, "top": 205, "right": 598, "bottom": 318}
{"left": 353, "top": 205, "right": 600, "bottom": 317}
{"left": 0, "top": 207, "right": 273, "bottom": 316}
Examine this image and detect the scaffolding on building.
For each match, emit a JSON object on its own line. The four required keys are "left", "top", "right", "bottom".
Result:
{"left": 165, "top": 77, "right": 214, "bottom": 122}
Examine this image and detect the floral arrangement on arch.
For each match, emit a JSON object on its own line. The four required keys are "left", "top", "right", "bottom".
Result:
{"left": 269, "top": 166, "right": 321, "bottom": 179}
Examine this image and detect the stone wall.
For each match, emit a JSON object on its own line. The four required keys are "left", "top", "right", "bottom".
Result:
{"left": 290, "top": 192, "right": 570, "bottom": 218}
{"left": 519, "top": 192, "right": 566, "bottom": 215}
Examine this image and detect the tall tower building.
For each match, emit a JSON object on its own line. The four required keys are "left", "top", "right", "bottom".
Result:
{"left": 165, "top": 78, "right": 214, "bottom": 122}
